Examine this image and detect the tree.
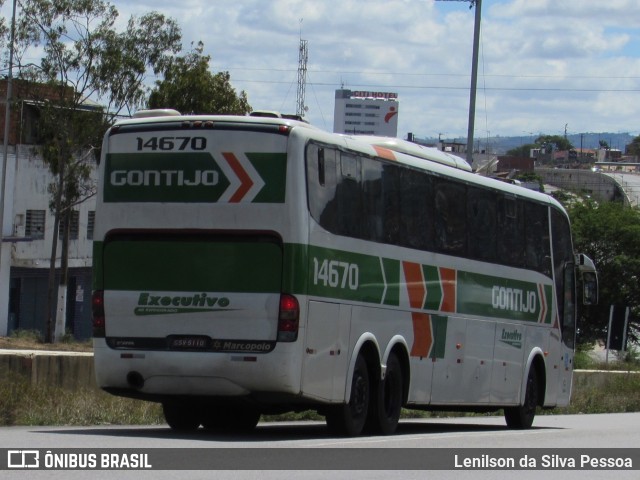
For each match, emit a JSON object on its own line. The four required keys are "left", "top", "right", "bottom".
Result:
{"left": 535, "top": 134, "right": 574, "bottom": 152}
{"left": 627, "top": 134, "right": 640, "bottom": 157}
{"left": 568, "top": 200, "right": 640, "bottom": 346}
{"left": 506, "top": 143, "right": 539, "bottom": 157}
{"left": 148, "top": 41, "right": 251, "bottom": 115}
{"left": 13, "top": 0, "right": 181, "bottom": 342}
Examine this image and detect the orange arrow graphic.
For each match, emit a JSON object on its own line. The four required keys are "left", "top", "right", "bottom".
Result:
{"left": 222, "top": 152, "right": 254, "bottom": 202}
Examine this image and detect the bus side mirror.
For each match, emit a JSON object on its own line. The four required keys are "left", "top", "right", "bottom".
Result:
{"left": 576, "top": 254, "right": 598, "bottom": 306}
{"left": 581, "top": 271, "right": 598, "bottom": 306}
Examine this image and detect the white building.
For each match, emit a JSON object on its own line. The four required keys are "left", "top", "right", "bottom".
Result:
{"left": 333, "top": 89, "right": 399, "bottom": 137}
{"left": 1, "top": 80, "right": 96, "bottom": 339}
{"left": 0, "top": 145, "right": 96, "bottom": 339}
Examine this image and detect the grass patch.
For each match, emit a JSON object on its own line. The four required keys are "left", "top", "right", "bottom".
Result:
{"left": 558, "top": 372, "right": 640, "bottom": 415}
{"left": 0, "top": 366, "right": 163, "bottom": 427}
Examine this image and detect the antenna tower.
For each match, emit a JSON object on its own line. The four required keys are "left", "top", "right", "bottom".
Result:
{"left": 296, "top": 38, "right": 308, "bottom": 118}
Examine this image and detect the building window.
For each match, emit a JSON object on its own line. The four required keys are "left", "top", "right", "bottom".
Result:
{"left": 365, "top": 105, "right": 381, "bottom": 109}
{"left": 87, "top": 211, "right": 95, "bottom": 240}
{"left": 59, "top": 210, "right": 80, "bottom": 240}
{"left": 346, "top": 104, "right": 362, "bottom": 108}
{"left": 25, "top": 210, "right": 45, "bottom": 239}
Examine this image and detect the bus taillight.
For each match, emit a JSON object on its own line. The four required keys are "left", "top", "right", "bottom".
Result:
{"left": 277, "top": 294, "right": 299, "bottom": 342}
{"left": 92, "top": 290, "right": 106, "bottom": 338}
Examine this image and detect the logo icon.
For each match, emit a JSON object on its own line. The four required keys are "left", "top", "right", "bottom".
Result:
{"left": 384, "top": 106, "right": 398, "bottom": 123}
{"left": 8, "top": 450, "right": 40, "bottom": 469}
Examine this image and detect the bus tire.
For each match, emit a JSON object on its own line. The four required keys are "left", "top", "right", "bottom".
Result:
{"left": 370, "top": 352, "right": 403, "bottom": 435}
{"left": 202, "top": 406, "right": 261, "bottom": 433}
{"left": 325, "top": 354, "right": 370, "bottom": 436}
{"left": 504, "top": 367, "right": 538, "bottom": 429}
{"left": 162, "top": 401, "right": 201, "bottom": 431}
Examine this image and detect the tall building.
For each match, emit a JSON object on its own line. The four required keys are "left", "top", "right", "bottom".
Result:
{"left": 333, "top": 89, "right": 399, "bottom": 137}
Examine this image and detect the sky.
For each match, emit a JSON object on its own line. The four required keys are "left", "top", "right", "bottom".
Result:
{"left": 5, "top": 0, "right": 640, "bottom": 141}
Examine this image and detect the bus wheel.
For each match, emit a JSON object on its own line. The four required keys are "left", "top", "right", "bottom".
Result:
{"left": 505, "top": 367, "right": 538, "bottom": 429}
{"left": 162, "top": 401, "right": 201, "bottom": 431}
{"left": 370, "top": 352, "right": 403, "bottom": 435}
{"left": 325, "top": 354, "right": 370, "bottom": 436}
{"left": 202, "top": 407, "right": 261, "bottom": 433}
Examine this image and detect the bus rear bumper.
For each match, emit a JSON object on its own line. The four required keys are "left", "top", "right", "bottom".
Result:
{"left": 93, "top": 338, "right": 302, "bottom": 399}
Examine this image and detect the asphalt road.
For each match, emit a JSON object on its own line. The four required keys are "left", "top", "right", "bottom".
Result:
{"left": 2, "top": 413, "right": 640, "bottom": 480}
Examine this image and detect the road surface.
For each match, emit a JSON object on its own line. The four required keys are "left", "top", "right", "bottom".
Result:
{"left": 2, "top": 413, "right": 639, "bottom": 479}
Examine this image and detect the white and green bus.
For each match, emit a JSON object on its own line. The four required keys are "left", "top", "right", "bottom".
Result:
{"left": 92, "top": 110, "right": 598, "bottom": 436}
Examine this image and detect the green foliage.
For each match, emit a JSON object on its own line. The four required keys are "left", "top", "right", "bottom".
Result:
{"left": 568, "top": 201, "right": 640, "bottom": 345}
{"left": 506, "top": 143, "right": 538, "bottom": 157}
{"left": 560, "top": 373, "right": 640, "bottom": 414}
{"left": 627, "top": 135, "right": 640, "bottom": 157}
{"left": 9, "top": 329, "right": 43, "bottom": 343}
{"left": 148, "top": 41, "right": 251, "bottom": 115}
{"left": 535, "top": 134, "right": 574, "bottom": 152}
{"left": 0, "top": 367, "right": 164, "bottom": 426}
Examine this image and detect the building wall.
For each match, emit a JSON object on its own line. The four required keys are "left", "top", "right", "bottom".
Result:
{"left": 333, "top": 89, "right": 399, "bottom": 137}
{"left": 1, "top": 144, "right": 96, "bottom": 339}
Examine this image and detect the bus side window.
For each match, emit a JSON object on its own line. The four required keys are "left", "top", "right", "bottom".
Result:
{"left": 497, "top": 196, "right": 524, "bottom": 267}
{"left": 336, "top": 152, "right": 363, "bottom": 239}
{"left": 467, "top": 186, "right": 496, "bottom": 262}
{"left": 399, "top": 167, "right": 433, "bottom": 250}
{"left": 381, "top": 163, "right": 402, "bottom": 245}
{"left": 434, "top": 179, "right": 466, "bottom": 255}
{"left": 524, "top": 202, "right": 551, "bottom": 276}
{"left": 307, "top": 144, "right": 339, "bottom": 233}
{"left": 318, "top": 148, "right": 325, "bottom": 187}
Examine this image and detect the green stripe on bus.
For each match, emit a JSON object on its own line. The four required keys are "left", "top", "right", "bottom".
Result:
{"left": 381, "top": 258, "right": 400, "bottom": 306}
{"left": 422, "top": 265, "right": 442, "bottom": 311}
{"left": 103, "top": 152, "right": 286, "bottom": 203}
{"left": 457, "top": 271, "right": 549, "bottom": 324}
{"left": 430, "top": 315, "right": 448, "bottom": 359}
{"left": 247, "top": 153, "right": 287, "bottom": 203}
{"left": 94, "top": 239, "right": 554, "bottom": 324}
{"left": 104, "top": 153, "right": 231, "bottom": 203}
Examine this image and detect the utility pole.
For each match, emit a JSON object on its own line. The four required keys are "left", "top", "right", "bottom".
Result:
{"left": 435, "top": 0, "right": 481, "bottom": 165}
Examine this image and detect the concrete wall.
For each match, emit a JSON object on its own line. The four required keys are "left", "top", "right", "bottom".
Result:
{"left": 537, "top": 168, "right": 623, "bottom": 203}
{"left": 0, "top": 350, "right": 96, "bottom": 390}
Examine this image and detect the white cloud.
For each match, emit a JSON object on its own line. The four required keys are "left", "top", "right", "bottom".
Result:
{"left": 3, "top": 0, "right": 639, "bottom": 139}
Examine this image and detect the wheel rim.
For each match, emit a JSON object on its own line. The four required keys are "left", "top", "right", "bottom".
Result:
{"left": 351, "top": 371, "right": 368, "bottom": 416}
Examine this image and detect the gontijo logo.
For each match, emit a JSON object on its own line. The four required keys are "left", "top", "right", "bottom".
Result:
{"left": 104, "top": 148, "right": 286, "bottom": 204}
{"left": 110, "top": 169, "right": 220, "bottom": 187}
{"left": 491, "top": 286, "right": 537, "bottom": 313}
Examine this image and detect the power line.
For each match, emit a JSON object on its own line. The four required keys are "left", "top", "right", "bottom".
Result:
{"left": 231, "top": 79, "right": 640, "bottom": 93}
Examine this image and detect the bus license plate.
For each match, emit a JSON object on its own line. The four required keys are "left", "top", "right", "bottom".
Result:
{"left": 168, "top": 336, "right": 212, "bottom": 350}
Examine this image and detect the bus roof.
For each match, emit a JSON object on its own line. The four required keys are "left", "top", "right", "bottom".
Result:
{"left": 109, "top": 112, "right": 567, "bottom": 216}
{"left": 341, "top": 135, "right": 473, "bottom": 172}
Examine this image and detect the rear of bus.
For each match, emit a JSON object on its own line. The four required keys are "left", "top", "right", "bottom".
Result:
{"left": 92, "top": 112, "right": 311, "bottom": 427}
